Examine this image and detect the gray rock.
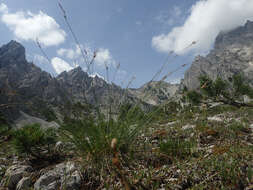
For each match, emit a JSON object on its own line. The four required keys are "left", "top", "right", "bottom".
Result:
{"left": 250, "top": 124, "right": 253, "bottom": 131}
{"left": 243, "top": 95, "right": 252, "bottom": 104}
{"left": 209, "top": 102, "right": 223, "bottom": 108}
{"left": 183, "top": 20, "right": 253, "bottom": 91}
{"left": 16, "top": 177, "right": 32, "bottom": 190}
{"left": 14, "top": 111, "right": 60, "bottom": 129}
{"left": 166, "top": 121, "right": 178, "bottom": 126}
{"left": 207, "top": 116, "right": 223, "bottom": 122}
{"left": 34, "top": 162, "right": 81, "bottom": 190}
{"left": 34, "top": 172, "right": 61, "bottom": 190}
{"left": 182, "top": 124, "right": 196, "bottom": 130}
{"left": 62, "top": 170, "right": 81, "bottom": 190}
{"left": 54, "top": 141, "right": 64, "bottom": 153}
{"left": 1, "top": 165, "right": 33, "bottom": 189}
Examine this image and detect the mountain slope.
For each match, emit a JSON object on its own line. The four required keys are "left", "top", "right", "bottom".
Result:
{"left": 183, "top": 20, "right": 253, "bottom": 90}
{"left": 0, "top": 41, "right": 154, "bottom": 124}
{"left": 0, "top": 41, "right": 71, "bottom": 122}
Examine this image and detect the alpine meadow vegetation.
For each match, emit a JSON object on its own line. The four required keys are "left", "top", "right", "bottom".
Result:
{"left": 0, "top": 2, "right": 253, "bottom": 190}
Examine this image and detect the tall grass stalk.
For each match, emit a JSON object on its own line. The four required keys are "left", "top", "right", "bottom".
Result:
{"left": 58, "top": 2, "right": 90, "bottom": 72}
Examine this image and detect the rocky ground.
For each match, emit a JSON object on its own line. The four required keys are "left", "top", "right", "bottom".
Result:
{"left": 0, "top": 103, "right": 252, "bottom": 190}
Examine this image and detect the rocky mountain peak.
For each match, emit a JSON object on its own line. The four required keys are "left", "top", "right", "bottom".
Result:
{"left": 0, "top": 40, "right": 26, "bottom": 65}
{"left": 57, "top": 66, "right": 89, "bottom": 82}
{"left": 215, "top": 20, "right": 253, "bottom": 50}
{"left": 183, "top": 20, "right": 253, "bottom": 90}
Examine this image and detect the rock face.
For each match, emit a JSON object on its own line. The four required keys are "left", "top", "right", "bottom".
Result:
{"left": 0, "top": 41, "right": 70, "bottom": 123}
{"left": 0, "top": 40, "right": 151, "bottom": 124}
{"left": 183, "top": 20, "right": 253, "bottom": 90}
{"left": 57, "top": 67, "right": 127, "bottom": 107}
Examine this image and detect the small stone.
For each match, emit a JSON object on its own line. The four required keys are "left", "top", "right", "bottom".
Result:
{"left": 166, "top": 121, "right": 177, "bottom": 126}
{"left": 168, "top": 178, "right": 178, "bottom": 182}
{"left": 209, "top": 102, "right": 223, "bottom": 108}
{"left": 249, "top": 124, "right": 253, "bottom": 130}
{"left": 243, "top": 95, "right": 252, "bottom": 104}
{"left": 182, "top": 124, "right": 196, "bottom": 130}
{"left": 207, "top": 116, "right": 223, "bottom": 122}
{"left": 54, "top": 141, "right": 64, "bottom": 153}
{"left": 207, "top": 135, "right": 212, "bottom": 139}
{"left": 207, "top": 145, "right": 215, "bottom": 153}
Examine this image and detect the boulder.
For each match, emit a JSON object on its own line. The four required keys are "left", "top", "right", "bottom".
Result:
{"left": 34, "top": 162, "right": 82, "bottom": 190}
{"left": 1, "top": 164, "right": 32, "bottom": 190}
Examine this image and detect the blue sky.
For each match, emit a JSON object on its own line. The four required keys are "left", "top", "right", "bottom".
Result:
{"left": 0, "top": 0, "right": 253, "bottom": 88}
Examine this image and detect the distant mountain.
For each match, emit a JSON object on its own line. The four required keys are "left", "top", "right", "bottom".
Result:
{"left": 56, "top": 66, "right": 135, "bottom": 113}
{"left": 183, "top": 20, "right": 253, "bottom": 90}
{"left": 129, "top": 81, "right": 179, "bottom": 105}
{"left": 0, "top": 41, "right": 172, "bottom": 124}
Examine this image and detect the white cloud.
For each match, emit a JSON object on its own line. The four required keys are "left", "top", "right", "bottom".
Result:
{"left": 57, "top": 44, "right": 118, "bottom": 71}
{"left": 34, "top": 54, "right": 49, "bottom": 64}
{"left": 51, "top": 57, "right": 73, "bottom": 74}
{"left": 32, "top": 54, "right": 57, "bottom": 75}
{"left": 0, "top": 3, "right": 66, "bottom": 46}
{"left": 56, "top": 45, "right": 126, "bottom": 81}
{"left": 95, "top": 48, "right": 115, "bottom": 67}
{"left": 152, "top": 0, "right": 253, "bottom": 55}
{"left": 57, "top": 45, "right": 81, "bottom": 60}
{"left": 168, "top": 77, "right": 182, "bottom": 84}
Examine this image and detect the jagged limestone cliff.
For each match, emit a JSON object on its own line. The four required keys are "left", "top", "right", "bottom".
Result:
{"left": 183, "top": 20, "right": 253, "bottom": 90}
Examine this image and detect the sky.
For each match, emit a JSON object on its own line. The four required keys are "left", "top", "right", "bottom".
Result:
{"left": 0, "top": 0, "right": 253, "bottom": 88}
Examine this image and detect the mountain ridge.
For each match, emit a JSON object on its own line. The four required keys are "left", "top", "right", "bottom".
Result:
{"left": 1, "top": 20, "right": 253, "bottom": 124}
{"left": 0, "top": 41, "right": 171, "bottom": 124}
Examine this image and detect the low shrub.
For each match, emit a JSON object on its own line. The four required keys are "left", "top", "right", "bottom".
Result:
{"left": 118, "top": 103, "right": 145, "bottom": 124}
{"left": 0, "top": 125, "right": 10, "bottom": 138}
{"left": 186, "top": 91, "right": 202, "bottom": 104}
{"left": 12, "top": 124, "right": 57, "bottom": 159}
{"left": 233, "top": 74, "right": 253, "bottom": 98}
{"left": 61, "top": 116, "right": 143, "bottom": 167}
